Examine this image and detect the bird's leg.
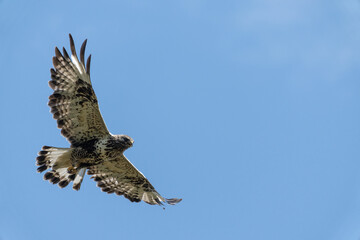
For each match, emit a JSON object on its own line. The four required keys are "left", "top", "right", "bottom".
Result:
{"left": 67, "top": 155, "right": 81, "bottom": 174}
{"left": 67, "top": 166, "right": 77, "bottom": 174}
{"left": 68, "top": 157, "right": 95, "bottom": 174}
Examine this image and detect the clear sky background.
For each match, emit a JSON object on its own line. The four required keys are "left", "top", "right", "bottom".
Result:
{"left": 1, "top": 0, "right": 360, "bottom": 239}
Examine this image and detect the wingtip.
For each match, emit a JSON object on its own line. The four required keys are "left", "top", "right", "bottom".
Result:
{"left": 69, "top": 33, "right": 77, "bottom": 57}
{"left": 166, "top": 198, "right": 182, "bottom": 205}
{"left": 62, "top": 47, "right": 70, "bottom": 60}
{"left": 86, "top": 54, "right": 91, "bottom": 75}
{"left": 52, "top": 56, "right": 60, "bottom": 68}
{"left": 80, "top": 39, "right": 88, "bottom": 65}
{"left": 54, "top": 47, "right": 62, "bottom": 58}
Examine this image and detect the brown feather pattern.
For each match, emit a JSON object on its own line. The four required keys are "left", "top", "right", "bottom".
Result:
{"left": 87, "top": 155, "right": 182, "bottom": 205}
{"left": 49, "top": 34, "right": 109, "bottom": 146}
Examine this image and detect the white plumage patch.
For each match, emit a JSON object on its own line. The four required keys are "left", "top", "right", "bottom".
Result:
{"left": 36, "top": 146, "right": 86, "bottom": 189}
{"left": 71, "top": 55, "right": 84, "bottom": 74}
{"left": 73, "top": 168, "right": 86, "bottom": 190}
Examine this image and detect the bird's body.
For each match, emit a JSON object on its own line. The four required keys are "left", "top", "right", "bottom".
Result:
{"left": 62, "top": 134, "right": 133, "bottom": 169}
{"left": 36, "top": 34, "right": 181, "bottom": 206}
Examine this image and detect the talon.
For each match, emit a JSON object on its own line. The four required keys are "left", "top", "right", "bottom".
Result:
{"left": 67, "top": 166, "right": 76, "bottom": 174}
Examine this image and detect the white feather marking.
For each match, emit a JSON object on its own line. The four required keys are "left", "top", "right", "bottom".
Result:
{"left": 71, "top": 55, "right": 84, "bottom": 74}
{"left": 46, "top": 147, "right": 70, "bottom": 168}
{"left": 73, "top": 168, "right": 86, "bottom": 185}
{"left": 70, "top": 54, "right": 91, "bottom": 83}
{"left": 55, "top": 167, "right": 72, "bottom": 182}
{"left": 142, "top": 193, "right": 150, "bottom": 202}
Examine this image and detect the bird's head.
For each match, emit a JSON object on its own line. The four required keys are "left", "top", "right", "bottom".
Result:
{"left": 119, "top": 135, "right": 134, "bottom": 149}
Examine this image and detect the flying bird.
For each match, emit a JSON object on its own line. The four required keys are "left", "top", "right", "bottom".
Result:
{"left": 36, "top": 34, "right": 182, "bottom": 206}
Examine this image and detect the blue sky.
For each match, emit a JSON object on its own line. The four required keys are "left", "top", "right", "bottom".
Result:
{"left": 1, "top": 0, "right": 360, "bottom": 239}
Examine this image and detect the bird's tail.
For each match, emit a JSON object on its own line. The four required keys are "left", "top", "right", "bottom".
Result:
{"left": 36, "top": 146, "right": 86, "bottom": 190}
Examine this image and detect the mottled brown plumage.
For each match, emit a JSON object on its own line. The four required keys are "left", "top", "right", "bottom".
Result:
{"left": 36, "top": 34, "right": 182, "bottom": 206}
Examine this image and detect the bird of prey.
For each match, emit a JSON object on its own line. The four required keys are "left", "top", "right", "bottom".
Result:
{"left": 36, "top": 34, "right": 182, "bottom": 206}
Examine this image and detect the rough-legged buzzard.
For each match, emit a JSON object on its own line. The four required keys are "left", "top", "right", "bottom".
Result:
{"left": 36, "top": 34, "right": 182, "bottom": 206}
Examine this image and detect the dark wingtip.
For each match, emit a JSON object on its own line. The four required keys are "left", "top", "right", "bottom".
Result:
{"left": 62, "top": 47, "right": 70, "bottom": 60}
{"left": 69, "top": 33, "right": 77, "bottom": 57}
{"left": 86, "top": 54, "right": 91, "bottom": 75}
{"left": 52, "top": 56, "right": 60, "bottom": 68}
{"left": 166, "top": 198, "right": 182, "bottom": 205}
{"left": 80, "top": 39, "right": 87, "bottom": 65}
{"left": 55, "top": 47, "right": 62, "bottom": 58}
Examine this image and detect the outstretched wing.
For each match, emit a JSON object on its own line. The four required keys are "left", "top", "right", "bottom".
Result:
{"left": 87, "top": 155, "right": 182, "bottom": 206}
{"left": 49, "top": 34, "right": 109, "bottom": 146}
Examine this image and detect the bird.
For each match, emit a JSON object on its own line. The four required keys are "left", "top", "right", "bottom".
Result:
{"left": 36, "top": 34, "right": 182, "bottom": 206}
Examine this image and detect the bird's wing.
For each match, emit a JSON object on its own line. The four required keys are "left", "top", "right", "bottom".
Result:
{"left": 87, "top": 155, "right": 182, "bottom": 206}
{"left": 49, "top": 34, "right": 109, "bottom": 146}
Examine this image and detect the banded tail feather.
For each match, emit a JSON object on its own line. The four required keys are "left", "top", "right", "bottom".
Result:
{"left": 36, "top": 146, "right": 86, "bottom": 190}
